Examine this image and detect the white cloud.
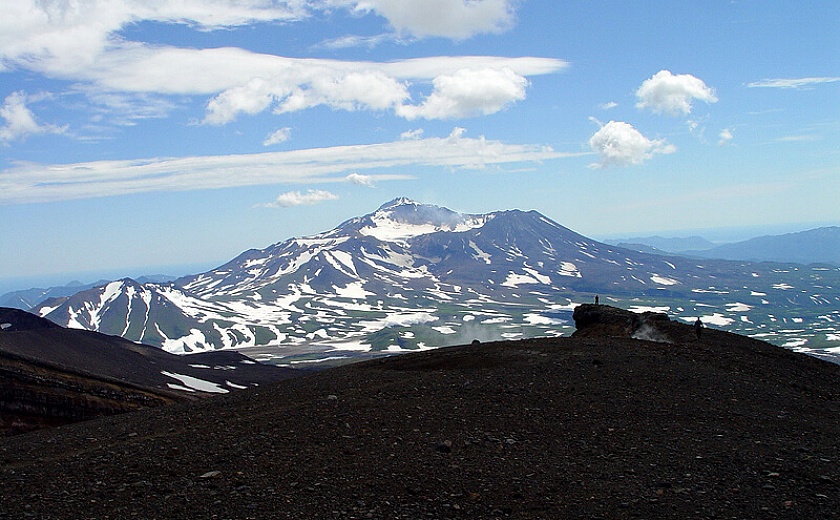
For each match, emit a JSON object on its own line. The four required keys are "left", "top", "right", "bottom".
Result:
{"left": 0, "top": 2, "right": 564, "bottom": 126}
{"left": 263, "top": 127, "right": 292, "bottom": 146}
{"left": 318, "top": 33, "right": 395, "bottom": 50}
{"left": 0, "top": 1, "right": 307, "bottom": 75}
{"left": 776, "top": 134, "right": 819, "bottom": 143}
{"left": 747, "top": 77, "right": 840, "bottom": 89}
{"left": 76, "top": 88, "right": 178, "bottom": 126}
{"left": 196, "top": 57, "right": 561, "bottom": 124}
{"left": 718, "top": 128, "right": 733, "bottom": 146}
{"left": 0, "top": 130, "right": 584, "bottom": 204}
{"left": 202, "top": 68, "right": 412, "bottom": 125}
{"left": 346, "top": 172, "right": 376, "bottom": 187}
{"left": 588, "top": 121, "right": 676, "bottom": 168}
{"left": 277, "top": 70, "right": 411, "bottom": 114}
{"left": 0, "top": 91, "right": 66, "bottom": 143}
{"left": 331, "top": 0, "right": 517, "bottom": 39}
{"left": 0, "top": 1, "right": 520, "bottom": 79}
{"left": 400, "top": 128, "right": 424, "bottom": 140}
{"left": 636, "top": 70, "right": 718, "bottom": 116}
{"left": 261, "top": 190, "right": 339, "bottom": 208}
{"left": 397, "top": 67, "right": 528, "bottom": 120}
{"left": 205, "top": 66, "right": 409, "bottom": 124}
{"left": 600, "top": 102, "right": 618, "bottom": 110}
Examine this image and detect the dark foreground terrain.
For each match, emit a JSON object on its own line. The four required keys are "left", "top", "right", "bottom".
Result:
{"left": 0, "top": 307, "right": 296, "bottom": 435}
{"left": 1, "top": 306, "right": 839, "bottom": 519}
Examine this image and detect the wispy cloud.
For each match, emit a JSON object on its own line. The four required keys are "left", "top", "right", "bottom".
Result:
{"left": 0, "top": 129, "right": 583, "bottom": 205}
{"left": 588, "top": 121, "right": 676, "bottom": 168}
{"left": 776, "top": 134, "right": 819, "bottom": 142}
{"left": 331, "top": 0, "right": 519, "bottom": 40}
{"left": 259, "top": 190, "right": 339, "bottom": 208}
{"left": 636, "top": 70, "right": 717, "bottom": 116}
{"left": 748, "top": 77, "right": 840, "bottom": 89}
{"left": 0, "top": 1, "right": 307, "bottom": 74}
{"left": 0, "top": 1, "right": 558, "bottom": 128}
{"left": 0, "top": 91, "right": 67, "bottom": 143}
{"left": 317, "top": 33, "right": 397, "bottom": 50}
{"left": 400, "top": 128, "right": 424, "bottom": 140}
{"left": 263, "top": 127, "right": 292, "bottom": 146}
{"left": 718, "top": 128, "right": 734, "bottom": 146}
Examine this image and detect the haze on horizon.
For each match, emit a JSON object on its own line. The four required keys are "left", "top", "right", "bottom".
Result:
{"left": 1, "top": 1, "right": 838, "bottom": 290}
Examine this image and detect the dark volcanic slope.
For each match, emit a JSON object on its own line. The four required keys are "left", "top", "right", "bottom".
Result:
{"left": 1, "top": 313, "right": 838, "bottom": 519}
{"left": 0, "top": 307, "right": 298, "bottom": 435}
{"left": 0, "top": 307, "right": 60, "bottom": 331}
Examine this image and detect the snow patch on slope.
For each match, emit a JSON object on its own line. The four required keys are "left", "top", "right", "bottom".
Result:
{"left": 161, "top": 371, "right": 228, "bottom": 393}
{"left": 360, "top": 211, "right": 488, "bottom": 242}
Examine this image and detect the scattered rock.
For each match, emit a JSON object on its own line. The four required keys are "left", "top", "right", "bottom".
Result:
{"left": 436, "top": 440, "right": 453, "bottom": 453}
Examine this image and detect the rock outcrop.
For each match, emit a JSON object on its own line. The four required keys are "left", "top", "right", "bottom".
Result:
{"left": 572, "top": 303, "right": 672, "bottom": 342}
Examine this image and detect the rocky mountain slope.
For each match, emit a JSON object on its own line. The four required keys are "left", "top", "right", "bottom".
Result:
{"left": 0, "top": 308, "right": 298, "bottom": 435}
{"left": 1, "top": 305, "right": 837, "bottom": 519}
{"left": 30, "top": 199, "right": 840, "bottom": 359}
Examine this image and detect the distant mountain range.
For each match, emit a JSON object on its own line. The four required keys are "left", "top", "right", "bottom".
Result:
{"left": 24, "top": 198, "right": 840, "bottom": 361}
{"left": 0, "top": 274, "right": 176, "bottom": 311}
{"left": 609, "top": 227, "right": 840, "bottom": 265}
{"left": 607, "top": 235, "right": 716, "bottom": 253}
{"left": 687, "top": 227, "right": 840, "bottom": 265}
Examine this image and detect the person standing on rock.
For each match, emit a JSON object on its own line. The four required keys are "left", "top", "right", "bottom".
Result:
{"left": 594, "top": 295, "right": 599, "bottom": 304}
{"left": 694, "top": 317, "right": 703, "bottom": 338}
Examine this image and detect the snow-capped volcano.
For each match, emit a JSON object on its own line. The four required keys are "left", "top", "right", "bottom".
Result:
{"left": 173, "top": 197, "right": 648, "bottom": 302}
{"left": 354, "top": 198, "right": 491, "bottom": 242}
{"left": 33, "top": 199, "right": 840, "bottom": 360}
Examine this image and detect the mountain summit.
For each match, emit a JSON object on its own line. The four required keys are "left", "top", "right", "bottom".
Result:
{"left": 32, "top": 200, "right": 840, "bottom": 360}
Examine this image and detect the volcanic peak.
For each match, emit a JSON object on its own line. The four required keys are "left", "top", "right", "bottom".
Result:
{"left": 349, "top": 197, "right": 492, "bottom": 243}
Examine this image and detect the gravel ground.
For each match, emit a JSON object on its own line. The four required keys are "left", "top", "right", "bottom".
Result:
{"left": 1, "top": 324, "right": 838, "bottom": 519}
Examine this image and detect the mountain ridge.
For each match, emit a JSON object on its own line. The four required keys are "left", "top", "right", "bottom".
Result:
{"left": 609, "top": 226, "right": 840, "bottom": 266}
{"left": 27, "top": 199, "right": 840, "bottom": 361}
{"left": 687, "top": 226, "right": 840, "bottom": 265}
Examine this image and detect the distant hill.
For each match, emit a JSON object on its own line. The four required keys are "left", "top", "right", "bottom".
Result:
{"left": 608, "top": 227, "right": 840, "bottom": 266}
{"left": 686, "top": 226, "right": 840, "bottom": 265}
{"left": 1, "top": 305, "right": 838, "bottom": 518}
{"left": 610, "top": 242, "right": 670, "bottom": 255}
{"left": 605, "top": 235, "right": 716, "bottom": 253}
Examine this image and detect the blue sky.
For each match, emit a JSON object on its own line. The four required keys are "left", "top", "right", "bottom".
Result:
{"left": 1, "top": 0, "right": 838, "bottom": 291}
